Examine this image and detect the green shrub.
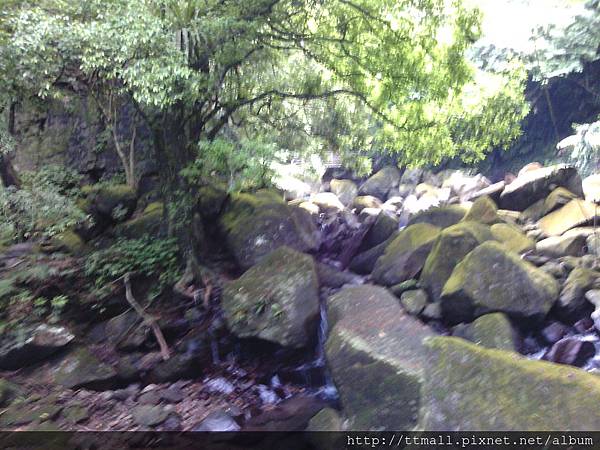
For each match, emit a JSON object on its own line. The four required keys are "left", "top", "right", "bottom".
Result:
{"left": 0, "top": 185, "right": 90, "bottom": 243}
{"left": 84, "top": 236, "right": 181, "bottom": 300}
{"left": 21, "top": 165, "right": 83, "bottom": 198}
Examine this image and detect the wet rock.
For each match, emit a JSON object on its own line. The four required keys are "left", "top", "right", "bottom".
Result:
{"left": 360, "top": 211, "right": 399, "bottom": 251}
{"left": 538, "top": 199, "right": 600, "bottom": 237}
{"left": 490, "top": 223, "right": 535, "bottom": 254}
{"left": 352, "top": 195, "right": 382, "bottom": 212}
{"left": 557, "top": 267, "right": 600, "bottom": 321}
{"left": 452, "top": 313, "right": 517, "bottom": 351}
{"left": 440, "top": 241, "right": 559, "bottom": 325}
{"left": 160, "top": 387, "right": 184, "bottom": 404}
{"left": 205, "top": 377, "right": 235, "bottom": 395}
{"left": 400, "top": 289, "right": 428, "bottom": 316}
{"left": 420, "top": 336, "right": 600, "bottom": 430}
{"left": 406, "top": 205, "right": 467, "bottom": 229}
{"left": 544, "top": 337, "right": 595, "bottom": 367}
{"left": 193, "top": 410, "right": 241, "bottom": 432}
{"left": 536, "top": 234, "right": 587, "bottom": 258}
{"left": 138, "top": 391, "right": 162, "bottom": 405}
{"left": 50, "top": 347, "right": 118, "bottom": 390}
{"left": 462, "top": 195, "right": 499, "bottom": 224}
{"left": 132, "top": 405, "right": 169, "bottom": 427}
{"left": 219, "top": 190, "right": 321, "bottom": 270}
{"left": 574, "top": 318, "right": 594, "bottom": 333}
{"left": 330, "top": 179, "right": 358, "bottom": 206}
{"left": 222, "top": 246, "right": 319, "bottom": 348}
{"left": 316, "top": 262, "right": 363, "bottom": 288}
{"left": 358, "top": 166, "right": 401, "bottom": 200}
{"left": 420, "top": 221, "right": 492, "bottom": 302}
{"left": 499, "top": 164, "right": 583, "bottom": 211}
{"left": 541, "top": 321, "right": 570, "bottom": 344}
{"left": 0, "top": 324, "right": 74, "bottom": 370}
{"left": 372, "top": 223, "right": 441, "bottom": 286}
{"left": 326, "top": 285, "right": 434, "bottom": 430}
{"left": 310, "top": 192, "right": 345, "bottom": 212}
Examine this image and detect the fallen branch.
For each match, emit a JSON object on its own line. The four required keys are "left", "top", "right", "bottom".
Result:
{"left": 123, "top": 272, "right": 170, "bottom": 361}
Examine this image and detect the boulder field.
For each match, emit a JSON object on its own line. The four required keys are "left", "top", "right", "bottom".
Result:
{"left": 218, "top": 162, "right": 600, "bottom": 431}
{"left": 6, "top": 162, "right": 600, "bottom": 432}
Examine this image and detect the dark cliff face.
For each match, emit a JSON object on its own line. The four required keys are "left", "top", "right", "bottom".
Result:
{"left": 11, "top": 96, "right": 155, "bottom": 184}
{"left": 481, "top": 59, "right": 600, "bottom": 180}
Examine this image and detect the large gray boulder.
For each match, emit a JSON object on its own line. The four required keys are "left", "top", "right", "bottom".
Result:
{"left": 499, "top": 164, "right": 583, "bottom": 211}
{"left": 440, "top": 241, "right": 559, "bottom": 324}
{"left": 420, "top": 337, "right": 600, "bottom": 430}
{"left": 358, "top": 166, "right": 401, "bottom": 200}
{"left": 326, "top": 285, "right": 434, "bottom": 430}
{"left": 372, "top": 223, "right": 441, "bottom": 286}
{"left": 221, "top": 247, "right": 320, "bottom": 348}
{"left": 219, "top": 190, "right": 321, "bottom": 270}
{"left": 330, "top": 179, "right": 358, "bottom": 206}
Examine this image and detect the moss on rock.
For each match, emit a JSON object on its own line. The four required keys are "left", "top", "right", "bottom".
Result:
{"left": 219, "top": 190, "right": 321, "bottom": 270}
{"left": 490, "top": 223, "right": 535, "bottom": 254}
{"left": 462, "top": 195, "right": 499, "bottom": 224}
{"left": 441, "top": 241, "right": 559, "bottom": 324}
{"left": 115, "top": 202, "right": 164, "bottom": 239}
{"left": 453, "top": 312, "right": 517, "bottom": 351}
{"left": 372, "top": 223, "right": 441, "bottom": 286}
{"left": 538, "top": 199, "right": 600, "bottom": 237}
{"left": 221, "top": 246, "right": 320, "bottom": 348}
{"left": 420, "top": 221, "right": 492, "bottom": 302}
{"left": 407, "top": 205, "right": 467, "bottom": 229}
{"left": 326, "top": 285, "right": 434, "bottom": 430}
{"left": 420, "top": 336, "right": 600, "bottom": 430}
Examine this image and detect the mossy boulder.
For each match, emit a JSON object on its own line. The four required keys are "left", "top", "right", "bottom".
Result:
{"left": 50, "top": 347, "right": 118, "bottom": 390}
{"left": 420, "top": 336, "right": 600, "bottom": 430}
{"left": 499, "top": 164, "right": 583, "bottom": 211}
{"left": 400, "top": 289, "right": 428, "bottom": 316}
{"left": 221, "top": 246, "right": 320, "bottom": 348}
{"left": 420, "top": 221, "right": 492, "bottom": 302}
{"left": 440, "top": 241, "right": 559, "bottom": 324}
{"left": 453, "top": 312, "right": 517, "bottom": 351}
{"left": 557, "top": 267, "right": 600, "bottom": 320}
{"left": 351, "top": 195, "right": 382, "bottom": 212}
{"left": 490, "top": 223, "right": 535, "bottom": 254}
{"left": 462, "top": 195, "right": 499, "bottom": 224}
{"left": 358, "top": 166, "right": 400, "bottom": 200}
{"left": 48, "top": 230, "right": 87, "bottom": 255}
{"left": 330, "top": 179, "right": 358, "bottom": 206}
{"left": 372, "top": 223, "right": 441, "bottom": 286}
{"left": 543, "top": 187, "right": 578, "bottom": 214}
{"left": 326, "top": 286, "right": 434, "bottom": 430}
{"left": 80, "top": 184, "right": 137, "bottom": 222}
{"left": 360, "top": 211, "right": 399, "bottom": 251}
{"left": 219, "top": 190, "right": 321, "bottom": 270}
{"left": 538, "top": 199, "right": 600, "bottom": 236}
{"left": 406, "top": 205, "right": 467, "bottom": 229}
{"left": 114, "top": 202, "right": 164, "bottom": 239}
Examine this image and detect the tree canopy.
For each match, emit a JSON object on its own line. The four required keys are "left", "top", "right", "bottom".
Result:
{"left": 1, "top": 0, "right": 528, "bottom": 177}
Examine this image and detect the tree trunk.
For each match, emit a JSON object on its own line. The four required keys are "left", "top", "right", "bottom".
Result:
{"left": 0, "top": 154, "right": 20, "bottom": 188}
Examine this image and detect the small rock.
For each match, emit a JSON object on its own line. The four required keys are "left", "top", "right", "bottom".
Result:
{"left": 400, "top": 289, "right": 428, "bottom": 316}
{"left": 541, "top": 322, "right": 570, "bottom": 344}
{"left": 544, "top": 337, "right": 595, "bottom": 367}
{"left": 160, "top": 387, "right": 184, "bottom": 404}
{"left": 574, "top": 318, "right": 594, "bottom": 334}
{"left": 138, "top": 391, "right": 161, "bottom": 405}
{"left": 132, "top": 405, "right": 169, "bottom": 427}
{"left": 192, "top": 410, "right": 241, "bottom": 431}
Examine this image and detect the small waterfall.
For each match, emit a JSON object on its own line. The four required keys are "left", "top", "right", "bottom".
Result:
{"left": 314, "top": 298, "right": 328, "bottom": 366}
